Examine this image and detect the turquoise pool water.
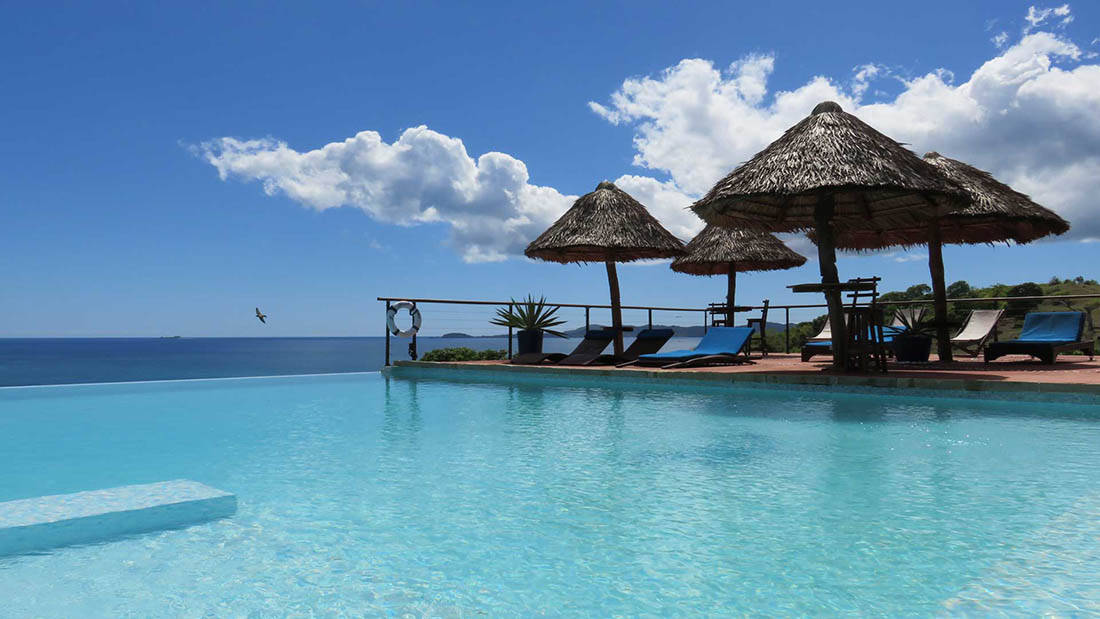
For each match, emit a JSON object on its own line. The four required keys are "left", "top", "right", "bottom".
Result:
{"left": 1, "top": 372, "right": 1098, "bottom": 615}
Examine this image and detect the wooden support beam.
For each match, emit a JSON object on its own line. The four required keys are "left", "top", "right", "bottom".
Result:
{"left": 727, "top": 262, "right": 737, "bottom": 317}
{"left": 927, "top": 219, "right": 953, "bottom": 362}
{"left": 605, "top": 260, "right": 625, "bottom": 356}
{"left": 814, "top": 195, "right": 849, "bottom": 370}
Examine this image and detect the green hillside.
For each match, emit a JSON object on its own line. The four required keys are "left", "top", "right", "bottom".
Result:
{"left": 770, "top": 276, "right": 1100, "bottom": 352}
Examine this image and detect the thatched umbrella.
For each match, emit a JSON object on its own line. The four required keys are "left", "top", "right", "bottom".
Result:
{"left": 671, "top": 224, "right": 806, "bottom": 311}
{"left": 691, "top": 101, "right": 969, "bottom": 369}
{"left": 525, "top": 181, "right": 685, "bottom": 355}
{"left": 826, "top": 151, "right": 1070, "bottom": 361}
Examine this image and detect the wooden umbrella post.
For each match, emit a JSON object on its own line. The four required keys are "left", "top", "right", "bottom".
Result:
{"left": 726, "top": 262, "right": 737, "bottom": 321}
{"left": 814, "top": 196, "right": 848, "bottom": 370}
{"left": 605, "top": 260, "right": 625, "bottom": 356}
{"left": 927, "top": 219, "right": 953, "bottom": 362}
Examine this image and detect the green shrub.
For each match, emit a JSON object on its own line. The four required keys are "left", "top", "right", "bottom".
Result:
{"left": 420, "top": 347, "right": 508, "bottom": 362}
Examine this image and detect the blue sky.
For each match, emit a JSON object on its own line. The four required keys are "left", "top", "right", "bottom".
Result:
{"left": 2, "top": 1, "right": 1098, "bottom": 336}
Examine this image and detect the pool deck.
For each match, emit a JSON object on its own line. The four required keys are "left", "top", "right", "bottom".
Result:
{"left": 392, "top": 353, "right": 1100, "bottom": 399}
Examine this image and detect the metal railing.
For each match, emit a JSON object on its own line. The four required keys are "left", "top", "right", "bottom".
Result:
{"left": 378, "top": 296, "right": 711, "bottom": 365}
{"left": 378, "top": 293, "right": 1100, "bottom": 365}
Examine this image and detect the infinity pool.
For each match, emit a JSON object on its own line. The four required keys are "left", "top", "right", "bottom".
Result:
{"left": 1, "top": 372, "right": 1098, "bottom": 615}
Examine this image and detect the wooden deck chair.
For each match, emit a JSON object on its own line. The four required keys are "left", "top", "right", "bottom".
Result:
{"left": 951, "top": 309, "right": 1003, "bottom": 357}
{"left": 745, "top": 299, "right": 770, "bottom": 357}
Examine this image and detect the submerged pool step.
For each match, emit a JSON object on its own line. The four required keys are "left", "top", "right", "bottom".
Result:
{"left": 0, "top": 480, "right": 237, "bottom": 557}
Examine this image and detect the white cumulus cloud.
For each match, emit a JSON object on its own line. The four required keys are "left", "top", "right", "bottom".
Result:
{"left": 609, "top": 174, "right": 700, "bottom": 239}
{"left": 199, "top": 127, "right": 574, "bottom": 262}
{"left": 1024, "top": 4, "right": 1073, "bottom": 34}
{"left": 589, "top": 23, "right": 1100, "bottom": 240}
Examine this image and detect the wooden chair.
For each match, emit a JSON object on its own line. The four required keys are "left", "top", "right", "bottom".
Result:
{"left": 708, "top": 303, "right": 732, "bottom": 327}
{"left": 797, "top": 279, "right": 888, "bottom": 371}
{"left": 745, "top": 299, "right": 770, "bottom": 357}
{"left": 844, "top": 277, "right": 888, "bottom": 373}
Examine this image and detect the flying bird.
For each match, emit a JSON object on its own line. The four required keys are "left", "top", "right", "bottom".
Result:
{"left": 255, "top": 307, "right": 267, "bottom": 324}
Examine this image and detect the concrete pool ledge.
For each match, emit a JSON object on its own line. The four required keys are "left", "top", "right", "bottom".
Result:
{"left": 0, "top": 480, "right": 237, "bottom": 557}
{"left": 386, "top": 360, "right": 1100, "bottom": 404}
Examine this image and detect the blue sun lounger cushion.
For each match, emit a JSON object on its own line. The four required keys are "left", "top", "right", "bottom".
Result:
{"left": 981, "top": 312, "right": 1091, "bottom": 365}
{"left": 1014, "top": 311, "right": 1085, "bottom": 342}
{"left": 635, "top": 326, "right": 754, "bottom": 367}
{"left": 985, "top": 311, "right": 1094, "bottom": 364}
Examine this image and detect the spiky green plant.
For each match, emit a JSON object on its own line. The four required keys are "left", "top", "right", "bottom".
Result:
{"left": 892, "top": 307, "right": 935, "bottom": 337}
{"left": 490, "top": 295, "right": 567, "bottom": 337}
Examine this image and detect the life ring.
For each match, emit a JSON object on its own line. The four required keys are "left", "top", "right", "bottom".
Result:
{"left": 387, "top": 301, "right": 422, "bottom": 337}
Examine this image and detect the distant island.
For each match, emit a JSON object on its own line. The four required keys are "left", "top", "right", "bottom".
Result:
{"left": 441, "top": 332, "right": 473, "bottom": 338}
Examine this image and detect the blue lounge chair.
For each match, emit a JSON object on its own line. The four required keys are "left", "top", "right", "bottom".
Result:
{"left": 984, "top": 311, "right": 1094, "bottom": 364}
{"left": 626, "top": 326, "right": 754, "bottom": 369}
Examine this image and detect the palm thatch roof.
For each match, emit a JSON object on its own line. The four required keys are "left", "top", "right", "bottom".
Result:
{"left": 691, "top": 101, "right": 970, "bottom": 232}
{"left": 671, "top": 225, "right": 806, "bottom": 275}
{"left": 525, "top": 181, "right": 685, "bottom": 263}
{"left": 825, "top": 152, "right": 1070, "bottom": 249}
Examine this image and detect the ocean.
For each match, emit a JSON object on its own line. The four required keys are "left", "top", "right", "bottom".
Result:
{"left": 0, "top": 336, "right": 704, "bottom": 387}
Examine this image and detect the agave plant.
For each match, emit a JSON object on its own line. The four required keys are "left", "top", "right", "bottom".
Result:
{"left": 490, "top": 295, "right": 567, "bottom": 337}
{"left": 892, "top": 307, "right": 935, "bottom": 337}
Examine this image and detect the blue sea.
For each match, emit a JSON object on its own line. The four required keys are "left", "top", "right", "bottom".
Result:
{"left": 0, "top": 336, "right": 703, "bottom": 387}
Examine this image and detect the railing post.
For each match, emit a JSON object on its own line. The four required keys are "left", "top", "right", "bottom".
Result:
{"left": 785, "top": 307, "right": 790, "bottom": 354}
{"left": 648, "top": 308, "right": 653, "bottom": 329}
{"left": 585, "top": 307, "right": 590, "bottom": 331}
{"left": 507, "top": 302, "right": 514, "bottom": 359}
{"left": 703, "top": 310, "right": 708, "bottom": 334}
{"left": 384, "top": 300, "right": 391, "bottom": 366}
{"left": 410, "top": 302, "right": 418, "bottom": 361}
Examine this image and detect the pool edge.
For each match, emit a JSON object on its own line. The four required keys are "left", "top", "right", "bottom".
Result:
{"left": 386, "top": 361, "right": 1100, "bottom": 405}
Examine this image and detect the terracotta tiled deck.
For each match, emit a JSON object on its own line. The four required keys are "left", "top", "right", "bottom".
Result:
{"left": 392, "top": 352, "right": 1100, "bottom": 400}
{"left": 440, "top": 353, "right": 1100, "bottom": 383}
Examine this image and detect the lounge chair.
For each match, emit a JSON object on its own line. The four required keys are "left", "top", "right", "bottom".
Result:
{"left": 625, "top": 327, "right": 754, "bottom": 369}
{"left": 511, "top": 329, "right": 614, "bottom": 365}
{"left": 560, "top": 328, "right": 674, "bottom": 366}
{"left": 800, "top": 319, "right": 899, "bottom": 362}
{"left": 984, "top": 311, "right": 1095, "bottom": 364}
{"left": 800, "top": 319, "right": 833, "bottom": 362}
{"left": 951, "top": 309, "right": 1004, "bottom": 357}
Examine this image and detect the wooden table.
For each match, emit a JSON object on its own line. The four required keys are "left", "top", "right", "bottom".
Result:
{"left": 707, "top": 304, "right": 755, "bottom": 326}
{"left": 788, "top": 282, "right": 878, "bottom": 294}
